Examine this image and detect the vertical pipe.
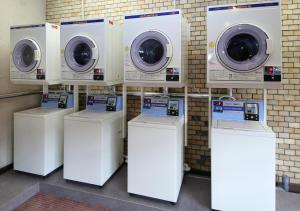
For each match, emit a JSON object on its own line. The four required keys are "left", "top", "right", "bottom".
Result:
{"left": 208, "top": 88, "right": 212, "bottom": 148}
{"left": 264, "top": 89, "right": 267, "bottom": 125}
{"left": 42, "top": 85, "right": 48, "bottom": 94}
{"left": 74, "top": 85, "right": 79, "bottom": 112}
{"left": 140, "top": 87, "right": 144, "bottom": 110}
{"left": 228, "top": 88, "right": 233, "bottom": 97}
{"left": 122, "top": 84, "right": 127, "bottom": 139}
{"left": 184, "top": 85, "right": 188, "bottom": 146}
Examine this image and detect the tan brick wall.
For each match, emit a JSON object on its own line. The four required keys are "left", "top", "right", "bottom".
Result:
{"left": 46, "top": 0, "right": 300, "bottom": 183}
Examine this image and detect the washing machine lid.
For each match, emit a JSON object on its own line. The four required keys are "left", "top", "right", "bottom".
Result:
{"left": 14, "top": 107, "right": 72, "bottom": 118}
{"left": 216, "top": 24, "right": 270, "bottom": 72}
{"left": 64, "top": 35, "right": 98, "bottom": 73}
{"left": 130, "top": 31, "right": 172, "bottom": 73}
{"left": 12, "top": 39, "right": 41, "bottom": 72}
{"left": 129, "top": 114, "right": 182, "bottom": 129}
{"left": 64, "top": 110, "right": 122, "bottom": 122}
{"left": 213, "top": 120, "right": 274, "bottom": 134}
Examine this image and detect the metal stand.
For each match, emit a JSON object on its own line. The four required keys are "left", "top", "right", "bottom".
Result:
{"left": 73, "top": 85, "right": 79, "bottom": 112}
{"left": 122, "top": 84, "right": 127, "bottom": 139}
{"left": 42, "top": 85, "right": 48, "bottom": 94}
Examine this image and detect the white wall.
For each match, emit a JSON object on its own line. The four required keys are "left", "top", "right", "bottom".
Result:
{"left": 0, "top": 0, "right": 46, "bottom": 168}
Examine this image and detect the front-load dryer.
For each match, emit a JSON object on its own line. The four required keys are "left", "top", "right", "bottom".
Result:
{"left": 61, "top": 19, "right": 123, "bottom": 85}
{"left": 124, "top": 10, "right": 190, "bottom": 87}
{"left": 207, "top": 1, "right": 282, "bottom": 88}
{"left": 10, "top": 23, "right": 61, "bottom": 85}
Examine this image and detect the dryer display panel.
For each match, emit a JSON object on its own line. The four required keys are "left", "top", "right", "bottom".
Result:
{"left": 130, "top": 31, "right": 171, "bottom": 73}
{"left": 13, "top": 39, "right": 41, "bottom": 72}
{"left": 64, "top": 36, "right": 98, "bottom": 73}
{"left": 216, "top": 24, "right": 269, "bottom": 72}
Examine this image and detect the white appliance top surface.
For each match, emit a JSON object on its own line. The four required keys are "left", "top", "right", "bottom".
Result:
{"left": 15, "top": 107, "right": 70, "bottom": 116}
{"left": 213, "top": 120, "right": 271, "bottom": 133}
{"left": 130, "top": 114, "right": 182, "bottom": 126}
{"left": 65, "top": 110, "right": 122, "bottom": 121}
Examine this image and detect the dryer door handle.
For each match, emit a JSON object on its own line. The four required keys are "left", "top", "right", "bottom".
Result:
{"left": 266, "top": 39, "right": 272, "bottom": 54}
{"left": 92, "top": 47, "right": 98, "bottom": 59}
{"left": 166, "top": 44, "right": 172, "bottom": 58}
{"left": 34, "top": 50, "right": 40, "bottom": 61}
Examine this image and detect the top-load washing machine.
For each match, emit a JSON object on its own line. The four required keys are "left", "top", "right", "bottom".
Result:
{"left": 124, "top": 10, "right": 190, "bottom": 87}
{"left": 64, "top": 94, "right": 124, "bottom": 186}
{"left": 61, "top": 19, "right": 123, "bottom": 85}
{"left": 207, "top": 1, "right": 281, "bottom": 88}
{"left": 128, "top": 96, "right": 185, "bottom": 202}
{"left": 211, "top": 99, "right": 276, "bottom": 211}
{"left": 10, "top": 23, "right": 61, "bottom": 85}
{"left": 14, "top": 93, "right": 74, "bottom": 176}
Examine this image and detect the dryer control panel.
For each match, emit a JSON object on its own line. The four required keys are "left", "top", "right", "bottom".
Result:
{"left": 142, "top": 96, "right": 184, "bottom": 117}
{"left": 212, "top": 100, "right": 263, "bottom": 122}
{"left": 86, "top": 94, "right": 122, "bottom": 112}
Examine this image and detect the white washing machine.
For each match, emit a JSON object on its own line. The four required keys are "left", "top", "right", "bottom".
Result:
{"left": 61, "top": 19, "right": 123, "bottom": 85}
{"left": 64, "top": 95, "right": 124, "bottom": 186}
{"left": 128, "top": 96, "right": 185, "bottom": 202}
{"left": 124, "top": 10, "right": 190, "bottom": 87}
{"left": 10, "top": 23, "right": 61, "bottom": 85}
{"left": 14, "top": 93, "right": 74, "bottom": 176}
{"left": 207, "top": 1, "right": 281, "bottom": 88}
{"left": 211, "top": 99, "right": 276, "bottom": 211}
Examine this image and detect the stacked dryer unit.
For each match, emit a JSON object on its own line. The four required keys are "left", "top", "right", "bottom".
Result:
{"left": 61, "top": 18, "right": 125, "bottom": 186}
{"left": 207, "top": 1, "right": 282, "bottom": 88}
{"left": 10, "top": 23, "right": 61, "bottom": 84}
{"left": 124, "top": 9, "right": 189, "bottom": 203}
{"left": 207, "top": 2, "right": 281, "bottom": 211}
{"left": 10, "top": 23, "right": 74, "bottom": 176}
{"left": 61, "top": 19, "right": 123, "bottom": 85}
{"left": 124, "top": 10, "right": 189, "bottom": 87}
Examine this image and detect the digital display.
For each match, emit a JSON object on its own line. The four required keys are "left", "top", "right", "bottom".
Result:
{"left": 107, "top": 97, "right": 116, "bottom": 106}
{"left": 244, "top": 103, "right": 258, "bottom": 115}
{"left": 59, "top": 95, "right": 68, "bottom": 104}
{"left": 168, "top": 100, "right": 179, "bottom": 110}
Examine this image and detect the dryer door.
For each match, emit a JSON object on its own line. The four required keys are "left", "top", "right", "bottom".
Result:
{"left": 64, "top": 36, "right": 98, "bottom": 73}
{"left": 216, "top": 24, "right": 270, "bottom": 72}
{"left": 13, "top": 39, "right": 41, "bottom": 72}
{"left": 130, "top": 31, "right": 172, "bottom": 73}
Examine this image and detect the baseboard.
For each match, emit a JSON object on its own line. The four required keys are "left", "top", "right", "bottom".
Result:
{"left": 0, "top": 164, "right": 13, "bottom": 174}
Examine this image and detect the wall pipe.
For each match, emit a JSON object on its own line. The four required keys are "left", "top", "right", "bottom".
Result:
{"left": 0, "top": 91, "right": 40, "bottom": 100}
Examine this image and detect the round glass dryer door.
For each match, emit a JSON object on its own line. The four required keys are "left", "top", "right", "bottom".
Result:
{"left": 130, "top": 31, "right": 172, "bottom": 73}
{"left": 216, "top": 24, "right": 270, "bottom": 72}
{"left": 64, "top": 36, "right": 98, "bottom": 73}
{"left": 13, "top": 39, "right": 41, "bottom": 72}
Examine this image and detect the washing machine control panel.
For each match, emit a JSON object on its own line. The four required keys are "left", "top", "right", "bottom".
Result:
{"left": 41, "top": 93, "right": 74, "bottom": 109}
{"left": 264, "top": 66, "right": 281, "bottom": 82}
{"left": 86, "top": 95, "right": 122, "bottom": 112}
{"left": 142, "top": 96, "right": 184, "bottom": 117}
{"left": 212, "top": 100, "right": 263, "bottom": 122}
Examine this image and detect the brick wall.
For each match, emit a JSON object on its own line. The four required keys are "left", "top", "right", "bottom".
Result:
{"left": 46, "top": 0, "right": 300, "bottom": 183}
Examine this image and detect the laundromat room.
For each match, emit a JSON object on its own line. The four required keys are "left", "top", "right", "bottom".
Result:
{"left": 0, "top": 0, "right": 300, "bottom": 210}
